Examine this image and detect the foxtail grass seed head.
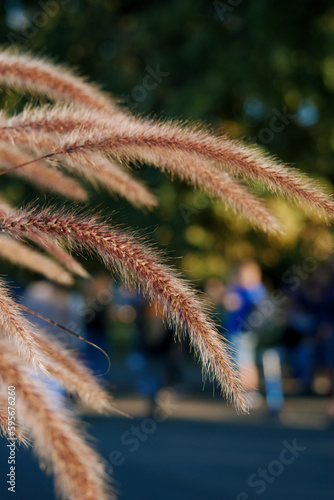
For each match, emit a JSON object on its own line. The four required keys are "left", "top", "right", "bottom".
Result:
{"left": 0, "top": 207, "right": 247, "bottom": 412}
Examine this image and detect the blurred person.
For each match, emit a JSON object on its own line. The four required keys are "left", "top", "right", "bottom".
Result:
{"left": 205, "top": 276, "right": 227, "bottom": 330}
{"left": 282, "top": 267, "right": 333, "bottom": 397}
{"left": 311, "top": 269, "right": 334, "bottom": 408}
{"left": 223, "top": 260, "right": 267, "bottom": 407}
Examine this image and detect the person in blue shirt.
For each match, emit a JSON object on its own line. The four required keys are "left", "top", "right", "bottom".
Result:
{"left": 223, "top": 260, "right": 266, "bottom": 406}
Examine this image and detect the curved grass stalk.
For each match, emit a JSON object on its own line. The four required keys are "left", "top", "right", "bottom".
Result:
{"left": 1, "top": 104, "right": 333, "bottom": 221}
{"left": 0, "top": 207, "right": 247, "bottom": 412}
{"left": 0, "top": 110, "right": 281, "bottom": 232}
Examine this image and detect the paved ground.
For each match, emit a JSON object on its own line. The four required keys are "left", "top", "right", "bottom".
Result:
{"left": 0, "top": 394, "right": 333, "bottom": 499}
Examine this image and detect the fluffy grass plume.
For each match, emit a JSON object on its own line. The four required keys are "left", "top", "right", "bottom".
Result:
{"left": 0, "top": 206, "right": 246, "bottom": 410}
{"left": 1, "top": 103, "right": 333, "bottom": 221}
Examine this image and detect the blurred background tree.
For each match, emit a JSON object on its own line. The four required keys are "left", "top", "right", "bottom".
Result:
{"left": 0, "top": 0, "right": 333, "bottom": 285}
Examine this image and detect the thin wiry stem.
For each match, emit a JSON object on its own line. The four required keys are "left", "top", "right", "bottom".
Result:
{"left": 0, "top": 342, "right": 114, "bottom": 500}
{"left": 0, "top": 207, "right": 247, "bottom": 412}
{"left": 0, "top": 235, "right": 74, "bottom": 286}
{"left": 25, "top": 331, "right": 115, "bottom": 415}
{"left": 19, "top": 303, "right": 111, "bottom": 379}
{"left": 0, "top": 143, "right": 88, "bottom": 201}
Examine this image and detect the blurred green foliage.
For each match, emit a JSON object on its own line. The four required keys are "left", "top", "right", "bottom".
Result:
{"left": 0, "top": 0, "right": 333, "bottom": 285}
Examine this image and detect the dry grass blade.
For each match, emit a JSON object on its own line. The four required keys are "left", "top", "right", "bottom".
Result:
{"left": 0, "top": 342, "right": 114, "bottom": 500}
{"left": 0, "top": 207, "right": 247, "bottom": 412}
{"left": 0, "top": 234, "right": 74, "bottom": 286}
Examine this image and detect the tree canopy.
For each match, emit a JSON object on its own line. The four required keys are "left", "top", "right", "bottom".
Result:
{"left": 1, "top": 0, "right": 333, "bottom": 283}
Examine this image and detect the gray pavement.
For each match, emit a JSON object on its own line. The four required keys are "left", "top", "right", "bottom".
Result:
{"left": 0, "top": 395, "right": 333, "bottom": 499}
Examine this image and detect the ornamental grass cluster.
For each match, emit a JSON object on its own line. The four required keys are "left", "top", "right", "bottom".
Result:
{"left": 0, "top": 48, "right": 333, "bottom": 499}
